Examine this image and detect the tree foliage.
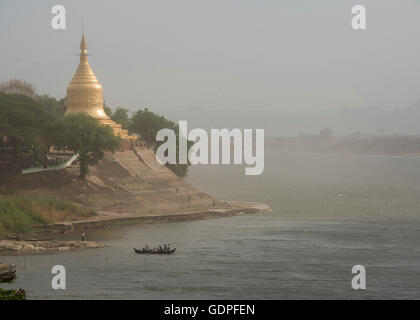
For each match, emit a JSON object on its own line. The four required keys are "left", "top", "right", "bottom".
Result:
{"left": 130, "top": 108, "right": 170, "bottom": 147}
{"left": 104, "top": 106, "right": 131, "bottom": 131}
{"left": 112, "top": 107, "right": 131, "bottom": 130}
{"left": 0, "top": 79, "right": 36, "bottom": 97}
{"left": 103, "top": 105, "right": 113, "bottom": 118}
{"left": 35, "top": 94, "right": 66, "bottom": 117}
{"left": 0, "top": 92, "right": 58, "bottom": 160}
{"left": 0, "top": 288, "right": 26, "bottom": 300}
{"left": 52, "top": 113, "right": 121, "bottom": 179}
{"left": 130, "top": 108, "right": 192, "bottom": 177}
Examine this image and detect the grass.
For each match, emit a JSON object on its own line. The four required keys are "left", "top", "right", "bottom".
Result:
{"left": 0, "top": 194, "right": 96, "bottom": 237}
{"left": 0, "top": 288, "right": 26, "bottom": 300}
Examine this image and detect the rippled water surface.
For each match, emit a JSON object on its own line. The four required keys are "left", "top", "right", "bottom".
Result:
{"left": 1, "top": 148, "right": 420, "bottom": 299}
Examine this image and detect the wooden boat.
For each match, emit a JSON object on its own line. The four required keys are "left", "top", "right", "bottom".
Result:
{"left": 0, "top": 265, "right": 17, "bottom": 282}
{"left": 134, "top": 247, "right": 176, "bottom": 255}
{"left": 0, "top": 269, "right": 16, "bottom": 277}
{"left": 0, "top": 273, "right": 16, "bottom": 282}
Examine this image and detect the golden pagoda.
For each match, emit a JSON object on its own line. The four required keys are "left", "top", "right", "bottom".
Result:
{"left": 66, "top": 33, "right": 133, "bottom": 140}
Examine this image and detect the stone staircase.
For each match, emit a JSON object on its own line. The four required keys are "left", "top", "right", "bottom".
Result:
{"left": 88, "top": 147, "right": 221, "bottom": 213}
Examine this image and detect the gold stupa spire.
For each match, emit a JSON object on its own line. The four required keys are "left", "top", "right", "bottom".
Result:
{"left": 66, "top": 32, "right": 109, "bottom": 120}
{"left": 66, "top": 32, "right": 134, "bottom": 140}
{"left": 80, "top": 29, "right": 87, "bottom": 50}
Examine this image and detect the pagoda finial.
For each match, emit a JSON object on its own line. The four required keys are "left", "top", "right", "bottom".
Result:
{"left": 80, "top": 23, "right": 87, "bottom": 51}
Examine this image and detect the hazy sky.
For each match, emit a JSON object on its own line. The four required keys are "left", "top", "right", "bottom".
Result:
{"left": 1, "top": 0, "right": 420, "bottom": 118}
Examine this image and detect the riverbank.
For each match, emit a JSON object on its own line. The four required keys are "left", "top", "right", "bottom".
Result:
{"left": 35, "top": 201, "right": 271, "bottom": 234}
{"left": 0, "top": 201, "right": 269, "bottom": 252}
{"left": 0, "top": 194, "right": 96, "bottom": 238}
{"left": 1, "top": 149, "right": 270, "bottom": 239}
{"left": 0, "top": 240, "right": 104, "bottom": 252}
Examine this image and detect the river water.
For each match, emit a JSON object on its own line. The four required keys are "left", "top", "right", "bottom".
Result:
{"left": 1, "top": 147, "right": 420, "bottom": 299}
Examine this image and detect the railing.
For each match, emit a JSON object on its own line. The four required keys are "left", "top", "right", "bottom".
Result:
{"left": 21, "top": 154, "right": 79, "bottom": 175}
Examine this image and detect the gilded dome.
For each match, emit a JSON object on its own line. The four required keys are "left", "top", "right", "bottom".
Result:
{"left": 65, "top": 33, "right": 136, "bottom": 141}
{"left": 66, "top": 34, "right": 109, "bottom": 120}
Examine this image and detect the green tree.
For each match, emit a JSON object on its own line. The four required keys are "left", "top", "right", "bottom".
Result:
{"left": 0, "top": 92, "right": 58, "bottom": 161}
{"left": 103, "top": 105, "right": 113, "bottom": 118}
{"left": 111, "top": 107, "right": 131, "bottom": 130}
{"left": 130, "top": 108, "right": 171, "bottom": 146}
{"left": 130, "top": 108, "right": 192, "bottom": 177}
{"left": 53, "top": 113, "right": 121, "bottom": 180}
{"left": 35, "top": 94, "right": 66, "bottom": 117}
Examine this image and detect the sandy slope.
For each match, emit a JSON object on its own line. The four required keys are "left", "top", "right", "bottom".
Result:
{"left": 1, "top": 147, "right": 269, "bottom": 232}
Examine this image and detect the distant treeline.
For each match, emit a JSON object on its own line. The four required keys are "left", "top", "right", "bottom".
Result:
{"left": 268, "top": 130, "right": 420, "bottom": 156}
{"left": 329, "top": 135, "right": 420, "bottom": 155}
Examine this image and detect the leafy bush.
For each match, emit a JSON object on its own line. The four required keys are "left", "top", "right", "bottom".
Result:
{"left": 0, "top": 288, "right": 26, "bottom": 300}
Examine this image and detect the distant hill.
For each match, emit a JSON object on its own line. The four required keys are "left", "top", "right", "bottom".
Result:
{"left": 161, "top": 100, "right": 420, "bottom": 137}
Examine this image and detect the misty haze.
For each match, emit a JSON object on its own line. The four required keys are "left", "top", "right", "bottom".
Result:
{"left": 1, "top": 0, "right": 420, "bottom": 302}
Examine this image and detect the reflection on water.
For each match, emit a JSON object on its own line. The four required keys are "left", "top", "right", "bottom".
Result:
{"left": 1, "top": 148, "right": 420, "bottom": 299}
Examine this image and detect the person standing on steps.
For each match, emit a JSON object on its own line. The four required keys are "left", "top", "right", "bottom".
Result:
{"left": 81, "top": 232, "right": 85, "bottom": 241}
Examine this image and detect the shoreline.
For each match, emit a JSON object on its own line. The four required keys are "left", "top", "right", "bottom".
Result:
{"left": 35, "top": 201, "right": 271, "bottom": 234}
{"left": 1, "top": 201, "right": 270, "bottom": 253}
{"left": 0, "top": 240, "right": 104, "bottom": 253}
